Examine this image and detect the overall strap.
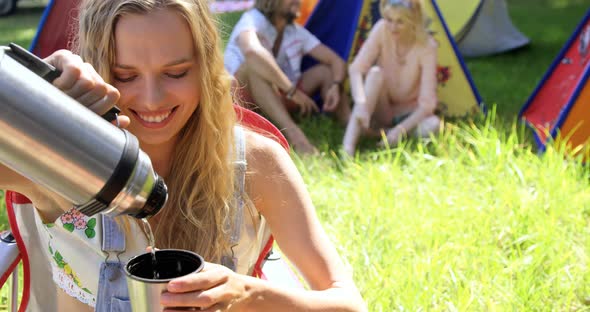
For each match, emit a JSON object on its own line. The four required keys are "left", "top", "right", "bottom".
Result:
{"left": 231, "top": 126, "right": 247, "bottom": 244}
{"left": 95, "top": 215, "right": 131, "bottom": 312}
{"left": 221, "top": 126, "right": 247, "bottom": 271}
{"left": 101, "top": 215, "right": 126, "bottom": 253}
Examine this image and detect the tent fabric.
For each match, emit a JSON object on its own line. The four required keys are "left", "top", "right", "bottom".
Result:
{"left": 295, "top": 0, "right": 319, "bottom": 26}
{"left": 303, "top": 0, "right": 484, "bottom": 117}
{"left": 436, "top": 0, "right": 482, "bottom": 41}
{"left": 456, "top": 0, "right": 530, "bottom": 57}
{"left": 302, "top": 0, "right": 367, "bottom": 63}
{"left": 31, "top": 0, "right": 258, "bottom": 52}
{"left": 519, "top": 10, "right": 590, "bottom": 159}
{"left": 299, "top": 0, "right": 529, "bottom": 58}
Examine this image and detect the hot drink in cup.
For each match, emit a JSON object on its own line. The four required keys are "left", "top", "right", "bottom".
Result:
{"left": 124, "top": 249, "right": 204, "bottom": 312}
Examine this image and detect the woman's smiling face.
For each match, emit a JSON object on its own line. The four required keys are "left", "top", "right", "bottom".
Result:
{"left": 112, "top": 8, "right": 200, "bottom": 146}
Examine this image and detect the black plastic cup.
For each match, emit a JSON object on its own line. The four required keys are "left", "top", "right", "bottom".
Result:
{"left": 124, "top": 249, "right": 204, "bottom": 311}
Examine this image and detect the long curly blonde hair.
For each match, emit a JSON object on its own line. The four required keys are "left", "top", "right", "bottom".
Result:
{"left": 380, "top": 0, "right": 429, "bottom": 44}
{"left": 74, "top": 0, "right": 237, "bottom": 262}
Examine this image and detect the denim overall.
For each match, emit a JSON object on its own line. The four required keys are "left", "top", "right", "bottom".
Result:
{"left": 94, "top": 127, "right": 247, "bottom": 312}
{"left": 94, "top": 215, "right": 131, "bottom": 311}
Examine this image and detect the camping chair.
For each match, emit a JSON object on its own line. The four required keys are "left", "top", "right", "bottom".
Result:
{"left": 0, "top": 105, "right": 304, "bottom": 311}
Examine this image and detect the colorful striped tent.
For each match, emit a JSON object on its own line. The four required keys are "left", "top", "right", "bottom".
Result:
{"left": 302, "top": 0, "right": 485, "bottom": 117}
{"left": 519, "top": 9, "right": 590, "bottom": 160}
{"left": 299, "top": 0, "right": 529, "bottom": 58}
{"left": 441, "top": 0, "right": 529, "bottom": 57}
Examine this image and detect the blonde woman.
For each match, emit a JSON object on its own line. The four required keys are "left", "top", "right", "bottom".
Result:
{"left": 0, "top": 0, "right": 366, "bottom": 311}
{"left": 342, "top": 0, "right": 441, "bottom": 156}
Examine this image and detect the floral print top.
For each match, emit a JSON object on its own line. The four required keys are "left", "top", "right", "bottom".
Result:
{"left": 37, "top": 207, "right": 149, "bottom": 308}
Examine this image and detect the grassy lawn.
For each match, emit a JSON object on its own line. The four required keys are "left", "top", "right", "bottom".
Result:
{"left": 1, "top": 1, "right": 590, "bottom": 311}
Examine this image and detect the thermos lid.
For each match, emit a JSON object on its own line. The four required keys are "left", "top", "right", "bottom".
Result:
{"left": 134, "top": 175, "right": 168, "bottom": 219}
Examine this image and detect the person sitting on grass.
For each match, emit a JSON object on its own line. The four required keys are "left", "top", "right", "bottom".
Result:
{"left": 225, "top": 0, "right": 351, "bottom": 154}
{"left": 342, "top": 0, "right": 441, "bottom": 156}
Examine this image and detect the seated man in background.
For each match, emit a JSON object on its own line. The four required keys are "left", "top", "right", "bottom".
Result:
{"left": 225, "top": 0, "right": 350, "bottom": 154}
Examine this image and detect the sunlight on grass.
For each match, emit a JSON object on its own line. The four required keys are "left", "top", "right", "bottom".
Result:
{"left": 7, "top": 29, "right": 37, "bottom": 43}
{"left": 295, "top": 111, "right": 590, "bottom": 311}
{"left": 547, "top": 0, "right": 589, "bottom": 9}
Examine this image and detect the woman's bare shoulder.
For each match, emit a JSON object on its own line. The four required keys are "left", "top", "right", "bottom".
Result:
{"left": 373, "top": 19, "right": 386, "bottom": 30}
{"left": 369, "top": 20, "right": 387, "bottom": 39}
{"left": 242, "top": 128, "right": 301, "bottom": 214}
{"left": 243, "top": 129, "right": 290, "bottom": 172}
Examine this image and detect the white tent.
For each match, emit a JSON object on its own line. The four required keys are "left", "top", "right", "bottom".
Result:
{"left": 442, "top": 0, "right": 530, "bottom": 57}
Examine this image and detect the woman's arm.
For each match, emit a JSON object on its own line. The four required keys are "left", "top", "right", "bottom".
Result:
{"left": 349, "top": 21, "right": 383, "bottom": 106}
{"left": 246, "top": 132, "right": 366, "bottom": 312}
{"left": 0, "top": 164, "right": 72, "bottom": 223}
{"left": 0, "top": 164, "right": 30, "bottom": 191}
{"left": 159, "top": 132, "right": 367, "bottom": 312}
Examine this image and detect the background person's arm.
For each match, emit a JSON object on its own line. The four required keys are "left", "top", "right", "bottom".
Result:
{"left": 237, "top": 30, "right": 295, "bottom": 93}
{"left": 307, "top": 43, "right": 347, "bottom": 111}
{"left": 348, "top": 21, "right": 383, "bottom": 107}
{"left": 307, "top": 44, "right": 346, "bottom": 84}
{"left": 237, "top": 30, "right": 318, "bottom": 115}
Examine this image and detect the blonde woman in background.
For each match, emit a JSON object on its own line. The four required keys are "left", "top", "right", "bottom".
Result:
{"left": 0, "top": 0, "right": 366, "bottom": 311}
{"left": 343, "top": 0, "right": 441, "bottom": 156}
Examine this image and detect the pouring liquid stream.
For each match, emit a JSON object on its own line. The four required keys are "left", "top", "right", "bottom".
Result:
{"left": 141, "top": 218, "right": 159, "bottom": 279}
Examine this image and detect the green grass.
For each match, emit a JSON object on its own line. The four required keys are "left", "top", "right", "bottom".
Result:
{"left": 1, "top": 0, "right": 590, "bottom": 311}
{"left": 297, "top": 115, "right": 590, "bottom": 311}
{"left": 0, "top": 6, "right": 45, "bottom": 49}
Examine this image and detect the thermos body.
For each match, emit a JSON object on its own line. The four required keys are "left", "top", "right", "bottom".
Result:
{"left": 0, "top": 50, "right": 125, "bottom": 204}
{"left": 0, "top": 46, "right": 167, "bottom": 218}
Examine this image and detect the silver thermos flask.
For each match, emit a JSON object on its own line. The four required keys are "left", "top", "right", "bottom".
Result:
{"left": 0, "top": 43, "right": 167, "bottom": 218}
